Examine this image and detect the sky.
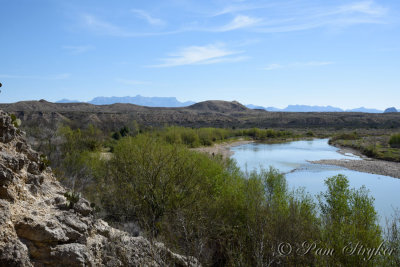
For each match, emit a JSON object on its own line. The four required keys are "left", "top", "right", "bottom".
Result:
{"left": 0, "top": 0, "right": 399, "bottom": 109}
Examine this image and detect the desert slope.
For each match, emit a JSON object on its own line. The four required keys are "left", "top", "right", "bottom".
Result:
{"left": 1, "top": 100, "right": 400, "bottom": 130}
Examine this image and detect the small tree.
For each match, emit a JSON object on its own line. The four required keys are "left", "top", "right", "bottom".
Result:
{"left": 319, "top": 175, "right": 382, "bottom": 266}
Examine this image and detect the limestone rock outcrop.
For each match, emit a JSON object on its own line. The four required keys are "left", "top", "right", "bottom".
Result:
{"left": 0, "top": 110, "right": 198, "bottom": 266}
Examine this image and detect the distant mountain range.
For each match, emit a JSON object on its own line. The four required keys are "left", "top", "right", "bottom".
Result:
{"left": 245, "top": 104, "right": 387, "bottom": 113}
{"left": 57, "top": 95, "right": 195, "bottom": 107}
{"left": 56, "top": 96, "right": 395, "bottom": 113}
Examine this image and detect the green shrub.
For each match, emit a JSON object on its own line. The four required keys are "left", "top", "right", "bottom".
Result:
{"left": 318, "top": 175, "right": 382, "bottom": 266}
{"left": 64, "top": 191, "right": 81, "bottom": 209}
{"left": 10, "top": 113, "right": 22, "bottom": 128}
{"left": 331, "top": 131, "right": 359, "bottom": 142}
{"left": 306, "top": 130, "right": 315, "bottom": 137}
{"left": 180, "top": 130, "right": 200, "bottom": 147}
{"left": 389, "top": 133, "right": 400, "bottom": 148}
{"left": 363, "top": 144, "right": 378, "bottom": 157}
{"left": 112, "top": 131, "right": 121, "bottom": 140}
{"left": 39, "top": 154, "right": 51, "bottom": 168}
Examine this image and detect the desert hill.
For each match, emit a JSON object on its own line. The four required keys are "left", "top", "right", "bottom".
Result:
{"left": 1, "top": 100, "right": 400, "bottom": 131}
{"left": 188, "top": 100, "right": 248, "bottom": 112}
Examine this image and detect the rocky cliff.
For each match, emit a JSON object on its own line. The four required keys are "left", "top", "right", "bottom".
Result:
{"left": 0, "top": 110, "right": 198, "bottom": 266}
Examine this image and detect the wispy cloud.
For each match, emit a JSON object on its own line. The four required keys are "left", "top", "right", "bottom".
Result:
{"left": 339, "top": 1, "right": 387, "bottom": 16}
{"left": 81, "top": 14, "right": 180, "bottom": 37}
{"left": 264, "top": 61, "right": 333, "bottom": 70}
{"left": 264, "top": 64, "right": 283, "bottom": 71}
{"left": 216, "top": 15, "right": 262, "bottom": 31}
{"left": 62, "top": 45, "right": 94, "bottom": 54}
{"left": 116, "top": 78, "right": 151, "bottom": 85}
{"left": 82, "top": 14, "right": 131, "bottom": 36}
{"left": 0, "top": 73, "right": 71, "bottom": 80}
{"left": 212, "top": 3, "right": 280, "bottom": 17}
{"left": 79, "top": 1, "right": 389, "bottom": 37}
{"left": 149, "top": 43, "right": 246, "bottom": 68}
{"left": 255, "top": 1, "right": 388, "bottom": 33}
{"left": 131, "top": 9, "right": 165, "bottom": 26}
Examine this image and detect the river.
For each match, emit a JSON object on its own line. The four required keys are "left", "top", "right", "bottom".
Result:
{"left": 231, "top": 138, "right": 400, "bottom": 225}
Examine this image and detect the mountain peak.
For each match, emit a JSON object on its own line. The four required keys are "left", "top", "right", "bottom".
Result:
{"left": 384, "top": 107, "right": 398, "bottom": 113}
{"left": 246, "top": 104, "right": 384, "bottom": 113}
{"left": 57, "top": 96, "right": 195, "bottom": 107}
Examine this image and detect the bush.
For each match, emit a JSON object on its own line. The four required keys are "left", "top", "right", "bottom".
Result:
{"left": 55, "top": 125, "right": 104, "bottom": 191}
{"left": 93, "top": 135, "right": 223, "bottom": 237}
{"left": 64, "top": 191, "right": 81, "bottom": 209}
{"left": 318, "top": 175, "right": 382, "bottom": 266}
{"left": 10, "top": 113, "right": 22, "bottom": 128}
{"left": 331, "top": 131, "right": 359, "bottom": 142}
{"left": 389, "top": 134, "right": 400, "bottom": 148}
{"left": 306, "top": 130, "right": 315, "bottom": 137}
{"left": 181, "top": 129, "right": 200, "bottom": 147}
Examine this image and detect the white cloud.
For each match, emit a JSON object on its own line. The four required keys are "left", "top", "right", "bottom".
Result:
{"left": 339, "top": 1, "right": 387, "bottom": 16}
{"left": 213, "top": 3, "right": 270, "bottom": 16}
{"left": 149, "top": 43, "right": 246, "bottom": 67}
{"left": 255, "top": 0, "right": 388, "bottom": 33}
{"left": 81, "top": 14, "right": 180, "bottom": 37}
{"left": 131, "top": 9, "right": 165, "bottom": 26}
{"left": 62, "top": 45, "right": 94, "bottom": 54}
{"left": 116, "top": 78, "right": 150, "bottom": 85}
{"left": 264, "top": 64, "right": 283, "bottom": 70}
{"left": 79, "top": 1, "right": 389, "bottom": 37}
{"left": 0, "top": 73, "right": 71, "bottom": 80}
{"left": 217, "top": 15, "right": 262, "bottom": 31}
{"left": 264, "top": 61, "right": 333, "bottom": 70}
{"left": 82, "top": 14, "right": 130, "bottom": 36}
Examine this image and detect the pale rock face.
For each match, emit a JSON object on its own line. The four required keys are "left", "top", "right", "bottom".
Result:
{"left": 0, "top": 110, "right": 199, "bottom": 266}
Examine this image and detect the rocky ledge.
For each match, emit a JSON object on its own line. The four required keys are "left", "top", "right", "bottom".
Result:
{"left": 0, "top": 111, "right": 198, "bottom": 266}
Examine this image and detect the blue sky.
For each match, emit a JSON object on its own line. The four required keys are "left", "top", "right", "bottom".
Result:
{"left": 1, "top": 0, "right": 399, "bottom": 109}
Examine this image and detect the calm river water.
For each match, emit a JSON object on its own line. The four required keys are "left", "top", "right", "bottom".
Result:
{"left": 231, "top": 139, "right": 400, "bottom": 225}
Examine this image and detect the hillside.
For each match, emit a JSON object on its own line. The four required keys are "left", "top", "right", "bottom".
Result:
{"left": 0, "top": 110, "right": 197, "bottom": 266}
{"left": 1, "top": 100, "right": 400, "bottom": 132}
{"left": 188, "top": 100, "right": 248, "bottom": 112}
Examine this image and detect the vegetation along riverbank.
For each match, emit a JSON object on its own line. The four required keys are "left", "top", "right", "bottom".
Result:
{"left": 2, "top": 106, "right": 400, "bottom": 265}
{"left": 29, "top": 119, "right": 399, "bottom": 266}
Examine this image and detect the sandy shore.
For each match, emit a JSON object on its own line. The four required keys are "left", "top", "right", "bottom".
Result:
{"left": 310, "top": 158, "right": 400, "bottom": 178}
{"left": 310, "top": 144, "right": 400, "bottom": 178}
{"left": 192, "top": 139, "right": 254, "bottom": 158}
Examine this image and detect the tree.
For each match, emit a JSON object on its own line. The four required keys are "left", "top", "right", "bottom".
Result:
{"left": 319, "top": 175, "right": 382, "bottom": 266}
{"left": 95, "top": 135, "right": 220, "bottom": 238}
